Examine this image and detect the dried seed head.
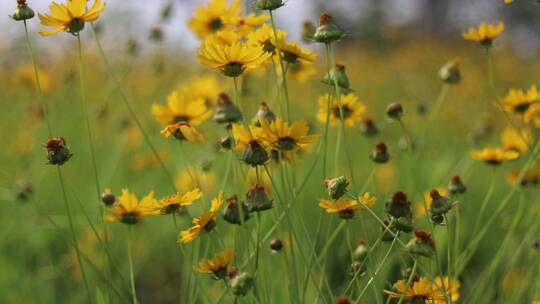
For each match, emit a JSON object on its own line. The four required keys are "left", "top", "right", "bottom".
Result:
{"left": 323, "top": 64, "right": 351, "bottom": 91}
{"left": 214, "top": 93, "right": 243, "bottom": 124}
{"left": 449, "top": 175, "right": 467, "bottom": 195}
{"left": 360, "top": 118, "right": 378, "bottom": 137}
{"left": 313, "top": 12, "right": 345, "bottom": 44}
{"left": 11, "top": 0, "right": 34, "bottom": 21}
{"left": 386, "top": 102, "right": 404, "bottom": 119}
{"left": 44, "top": 137, "right": 73, "bottom": 166}
{"left": 406, "top": 230, "right": 436, "bottom": 257}
{"left": 439, "top": 59, "right": 461, "bottom": 84}
{"left": 253, "top": 102, "right": 276, "bottom": 126}
{"left": 371, "top": 142, "right": 390, "bottom": 164}
{"left": 270, "top": 238, "right": 283, "bottom": 252}
{"left": 245, "top": 184, "right": 273, "bottom": 212}
{"left": 242, "top": 140, "right": 269, "bottom": 167}
{"left": 222, "top": 195, "right": 250, "bottom": 225}
{"left": 385, "top": 191, "right": 412, "bottom": 219}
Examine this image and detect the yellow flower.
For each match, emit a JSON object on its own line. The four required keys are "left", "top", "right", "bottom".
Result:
{"left": 317, "top": 93, "right": 366, "bottom": 127}
{"left": 286, "top": 59, "right": 316, "bottom": 83}
{"left": 359, "top": 192, "right": 377, "bottom": 209}
{"left": 203, "top": 30, "right": 240, "bottom": 47}
{"left": 176, "top": 167, "right": 216, "bottom": 192}
{"left": 470, "top": 147, "right": 519, "bottom": 165}
{"left": 106, "top": 189, "right": 156, "bottom": 224}
{"left": 187, "top": 0, "right": 241, "bottom": 39}
{"left": 234, "top": 13, "right": 268, "bottom": 36}
{"left": 524, "top": 103, "right": 540, "bottom": 128}
{"left": 506, "top": 167, "right": 540, "bottom": 186}
{"left": 384, "top": 277, "right": 435, "bottom": 301}
{"left": 144, "top": 189, "right": 203, "bottom": 215}
{"left": 254, "top": 117, "right": 319, "bottom": 151}
{"left": 319, "top": 198, "right": 358, "bottom": 219}
{"left": 15, "top": 65, "right": 54, "bottom": 92}
{"left": 278, "top": 41, "right": 318, "bottom": 64}
{"left": 160, "top": 122, "right": 204, "bottom": 143}
{"left": 231, "top": 123, "right": 256, "bottom": 153}
{"left": 247, "top": 24, "right": 286, "bottom": 55}
{"left": 500, "top": 126, "right": 531, "bottom": 155}
{"left": 196, "top": 249, "right": 234, "bottom": 279}
{"left": 177, "top": 75, "right": 226, "bottom": 106}
{"left": 38, "top": 0, "right": 106, "bottom": 36}
{"left": 462, "top": 21, "right": 504, "bottom": 46}
{"left": 198, "top": 41, "right": 272, "bottom": 77}
{"left": 416, "top": 187, "right": 449, "bottom": 218}
{"left": 179, "top": 193, "right": 224, "bottom": 244}
{"left": 431, "top": 277, "right": 460, "bottom": 303}
{"left": 151, "top": 90, "right": 211, "bottom": 126}
{"left": 502, "top": 85, "right": 539, "bottom": 113}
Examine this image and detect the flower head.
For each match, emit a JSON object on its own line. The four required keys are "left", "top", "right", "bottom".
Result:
{"left": 38, "top": 0, "right": 106, "bottom": 36}
{"left": 462, "top": 21, "right": 504, "bottom": 47}
{"left": 278, "top": 41, "right": 317, "bottom": 64}
{"left": 198, "top": 42, "right": 272, "bottom": 77}
{"left": 470, "top": 147, "right": 519, "bottom": 165}
{"left": 144, "top": 189, "right": 203, "bottom": 215}
{"left": 233, "top": 13, "right": 268, "bottom": 36}
{"left": 177, "top": 75, "right": 226, "bottom": 106}
{"left": 187, "top": 0, "right": 241, "bottom": 39}
{"left": 247, "top": 24, "right": 286, "bottom": 55}
{"left": 524, "top": 103, "right": 540, "bottom": 128}
{"left": 502, "top": 85, "right": 539, "bottom": 114}
{"left": 384, "top": 277, "right": 436, "bottom": 302}
{"left": 160, "top": 122, "right": 204, "bottom": 143}
{"left": 196, "top": 249, "right": 234, "bottom": 279}
{"left": 179, "top": 193, "right": 224, "bottom": 243}
{"left": 106, "top": 189, "right": 156, "bottom": 224}
{"left": 319, "top": 198, "right": 358, "bottom": 219}
{"left": 254, "top": 117, "right": 319, "bottom": 151}
{"left": 501, "top": 127, "right": 531, "bottom": 155}
{"left": 317, "top": 93, "right": 366, "bottom": 127}
{"left": 152, "top": 90, "right": 211, "bottom": 126}
{"left": 359, "top": 192, "right": 377, "bottom": 209}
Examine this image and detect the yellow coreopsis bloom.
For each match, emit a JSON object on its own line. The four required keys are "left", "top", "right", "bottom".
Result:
{"left": 203, "top": 30, "right": 240, "bottom": 47}
{"left": 279, "top": 41, "right": 318, "bottom": 64}
{"left": 524, "top": 103, "right": 540, "bottom": 128}
{"left": 502, "top": 85, "right": 539, "bottom": 114}
{"left": 317, "top": 93, "right": 366, "bottom": 127}
{"left": 359, "top": 192, "right": 377, "bottom": 209}
{"left": 177, "top": 75, "right": 226, "bottom": 106}
{"left": 231, "top": 123, "right": 257, "bottom": 153}
{"left": 179, "top": 193, "right": 224, "bottom": 244}
{"left": 431, "top": 277, "right": 461, "bottom": 304}
{"left": 247, "top": 24, "right": 286, "bottom": 55}
{"left": 319, "top": 198, "right": 358, "bottom": 219}
{"left": 462, "top": 21, "right": 505, "bottom": 46}
{"left": 198, "top": 42, "right": 272, "bottom": 77}
{"left": 384, "top": 277, "right": 435, "bottom": 302}
{"left": 501, "top": 127, "right": 531, "bottom": 155}
{"left": 470, "top": 147, "right": 519, "bottom": 165}
{"left": 144, "top": 189, "right": 203, "bottom": 215}
{"left": 196, "top": 249, "right": 234, "bottom": 279}
{"left": 160, "top": 122, "right": 204, "bottom": 143}
{"left": 187, "top": 0, "right": 241, "bottom": 39}
{"left": 176, "top": 167, "right": 216, "bottom": 192}
{"left": 151, "top": 90, "right": 211, "bottom": 126}
{"left": 254, "top": 117, "right": 319, "bottom": 152}
{"left": 286, "top": 60, "right": 316, "bottom": 82}
{"left": 106, "top": 189, "right": 156, "bottom": 224}
{"left": 38, "top": 0, "right": 106, "bottom": 36}
{"left": 234, "top": 13, "right": 268, "bottom": 36}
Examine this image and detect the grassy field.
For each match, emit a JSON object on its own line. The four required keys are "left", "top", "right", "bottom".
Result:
{"left": 1, "top": 0, "right": 540, "bottom": 303}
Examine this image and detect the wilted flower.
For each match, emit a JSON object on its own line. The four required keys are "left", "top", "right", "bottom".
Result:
{"left": 386, "top": 102, "right": 404, "bottom": 120}
{"left": 448, "top": 175, "right": 467, "bottom": 195}
{"left": 253, "top": 102, "right": 276, "bottom": 126}
{"left": 179, "top": 193, "right": 224, "bottom": 243}
{"left": 245, "top": 184, "right": 273, "bottom": 212}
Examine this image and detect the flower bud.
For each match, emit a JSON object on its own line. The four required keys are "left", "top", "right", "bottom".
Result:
{"left": 448, "top": 175, "right": 467, "bottom": 195}
{"left": 223, "top": 195, "right": 250, "bottom": 225}
{"left": 394, "top": 217, "right": 414, "bottom": 233}
{"left": 428, "top": 190, "right": 456, "bottom": 218}
{"left": 214, "top": 93, "right": 243, "bottom": 124}
{"left": 323, "top": 64, "right": 351, "bottom": 91}
{"left": 253, "top": 102, "right": 276, "bottom": 127}
{"left": 386, "top": 102, "right": 404, "bottom": 120}
{"left": 353, "top": 240, "right": 368, "bottom": 261}
{"left": 385, "top": 192, "right": 412, "bottom": 219}
{"left": 301, "top": 21, "right": 316, "bottom": 43}
{"left": 406, "top": 230, "right": 435, "bottom": 257}
{"left": 242, "top": 140, "right": 269, "bottom": 167}
{"left": 439, "top": 59, "right": 461, "bottom": 84}
{"left": 231, "top": 272, "right": 255, "bottom": 296}
{"left": 11, "top": 1, "right": 35, "bottom": 21}
{"left": 270, "top": 238, "right": 283, "bottom": 252}
{"left": 220, "top": 136, "right": 234, "bottom": 151}
{"left": 245, "top": 184, "right": 273, "bottom": 212}
{"left": 313, "top": 13, "right": 345, "bottom": 44}
{"left": 44, "top": 137, "right": 73, "bottom": 166}
{"left": 324, "top": 176, "right": 349, "bottom": 200}
{"left": 149, "top": 26, "right": 164, "bottom": 43}
{"left": 15, "top": 181, "right": 33, "bottom": 202}
{"left": 101, "top": 188, "right": 116, "bottom": 207}
{"left": 371, "top": 142, "right": 390, "bottom": 164}
{"left": 360, "top": 118, "right": 378, "bottom": 137}
{"left": 254, "top": 0, "right": 284, "bottom": 11}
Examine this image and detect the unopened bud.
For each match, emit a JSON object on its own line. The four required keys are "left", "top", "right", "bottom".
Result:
{"left": 371, "top": 142, "right": 390, "bottom": 164}
{"left": 101, "top": 188, "right": 116, "bottom": 207}
{"left": 223, "top": 195, "right": 250, "bottom": 225}
{"left": 385, "top": 192, "right": 412, "bottom": 219}
{"left": 324, "top": 176, "right": 349, "bottom": 200}
{"left": 253, "top": 102, "right": 276, "bottom": 126}
{"left": 448, "top": 175, "right": 467, "bottom": 195}
{"left": 220, "top": 136, "right": 234, "bottom": 151}
{"left": 214, "top": 93, "right": 243, "bottom": 124}
{"left": 254, "top": 0, "right": 284, "bottom": 11}
{"left": 313, "top": 13, "right": 345, "bottom": 44}
{"left": 301, "top": 21, "right": 316, "bottom": 43}
{"left": 11, "top": 1, "right": 35, "bottom": 21}
{"left": 323, "top": 64, "right": 351, "bottom": 91}
{"left": 242, "top": 140, "right": 269, "bottom": 166}
{"left": 386, "top": 102, "right": 404, "bottom": 120}
{"left": 439, "top": 59, "right": 461, "bottom": 84}
{"left": 245, "top": 184, "right": 273, "bottom": 212}
{"left": 270, "top": 238, "right": 283, "bottom": 252}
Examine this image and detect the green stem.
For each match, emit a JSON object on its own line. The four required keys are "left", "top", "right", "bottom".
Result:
{"left": 269, "top": 10, "right": 291, "bottom": 121}
{"left": 127, "top": 227, "right": 138, "bottom": 304}
{"left": 397, "top": 259, "right": 417, "bottom": 304}
{"left": 429, "top": 83, "right": 450, "bottom": 121}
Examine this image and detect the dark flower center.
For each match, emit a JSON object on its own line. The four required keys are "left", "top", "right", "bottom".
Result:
{"left": 276, "top": 136, "right": 296, "bottom": 151}
{"left": 121, "top": 212, "right": 140, "bottom": 225}
{"left": 161, "top": 203, "right": 183, "bottom": 215}
{"left": 174, "top": 116, "right": 191, "bottom": 123}
{"left": 209, "top": 18, "right": 224, "bottom": 31}
{"left": 333, "top": 105, "right": 352, "bottom": 119}
{"left": 223, "top": 62, "right": 244, "bottom": 77}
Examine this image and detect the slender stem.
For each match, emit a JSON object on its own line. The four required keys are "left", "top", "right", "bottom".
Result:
{"left": 269, "top": 11, "right": 291, "bottom": 121}
{"left": 255, "top": 212, "right": 262, "bottom": 273}
{"left": 90, "top": 25, "right": 176, "bottom": 192}
{"left": 429, "top": 83, "right": 450, "bottom": 121}
{"left": 397, "top": 259, "right": 417, "bottom": 304}
{"left": 127, "top": 227, "right": 138, "bottom": 304}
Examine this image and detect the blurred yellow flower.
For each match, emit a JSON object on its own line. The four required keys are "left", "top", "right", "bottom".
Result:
{"left": 203, "top": 30, "right": 240, "bottom": 47}
{"left": 286, "top": 60, "right": 316, "bottom": 82}
{"left": 359, "top": 192, "right": 377, "bottom": 209}
{"left": 15, "top": 65, "right": 54, "bottom": 92}
{"left": 524, "top": 103, "right": 540, "bottom": 128}
{"left": 279, "top": 41, "right": 318, "bottom": 64}
{"left": 247, "top": 24, "right": 286, "bottom": 55}
{"left": 144, "top": 189, "right": 203, "bottom": 215}
{"left": 462, "top": 21, "right": 504, "bottom": 46}
{"left": 234, "top": 13, "right": 268, "bottom": 36}
{"left": 160, "top": 122, "right": 204, "bottom": 143}
{"left": 384, "top": 276, "right": 459, "bottom": 303}
{"left": 176, "top": 167, "right": 216, "bottom": 192}
{"left": 106, "top": 189, "right": 156, "bottom": 224}
{"left": 130, "top": 150, "right": 170, "bottom": 172}
{"left": 254, "top": 117, "right": 319, "bottom": 152}
{"left": 187, "top": 0, "right": 240, "bottom": 39}
{"left": 470, "top": 147, "right": 519, "bottom": 165}
{"left": 152, "top": 90, "right": 211, "bottom": 126}
{"left": 502, "top": 85, "right": 539, "bottom": 114}
{"left": 416, "top": 187, "right": 448, "bottom": 218}
{"left": 177, "top": 75, "right": 226, "bottom": 106}
{"left": 196, "top": 249, "right": 234, "bottom": 279}
{"left": 500, "top": 126, "right": 531, "bottom": 155}
{"left": 179, "top": 193, "right": 224, "bottom": 243}
{"left": 317, "top": 93, "right": 366, "bottom": 127}
{"left": 198, "top": 42, "right": 272, "bottom": 77}
{"left": 38, "top": 0, "right": 106, "bottom": 36}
